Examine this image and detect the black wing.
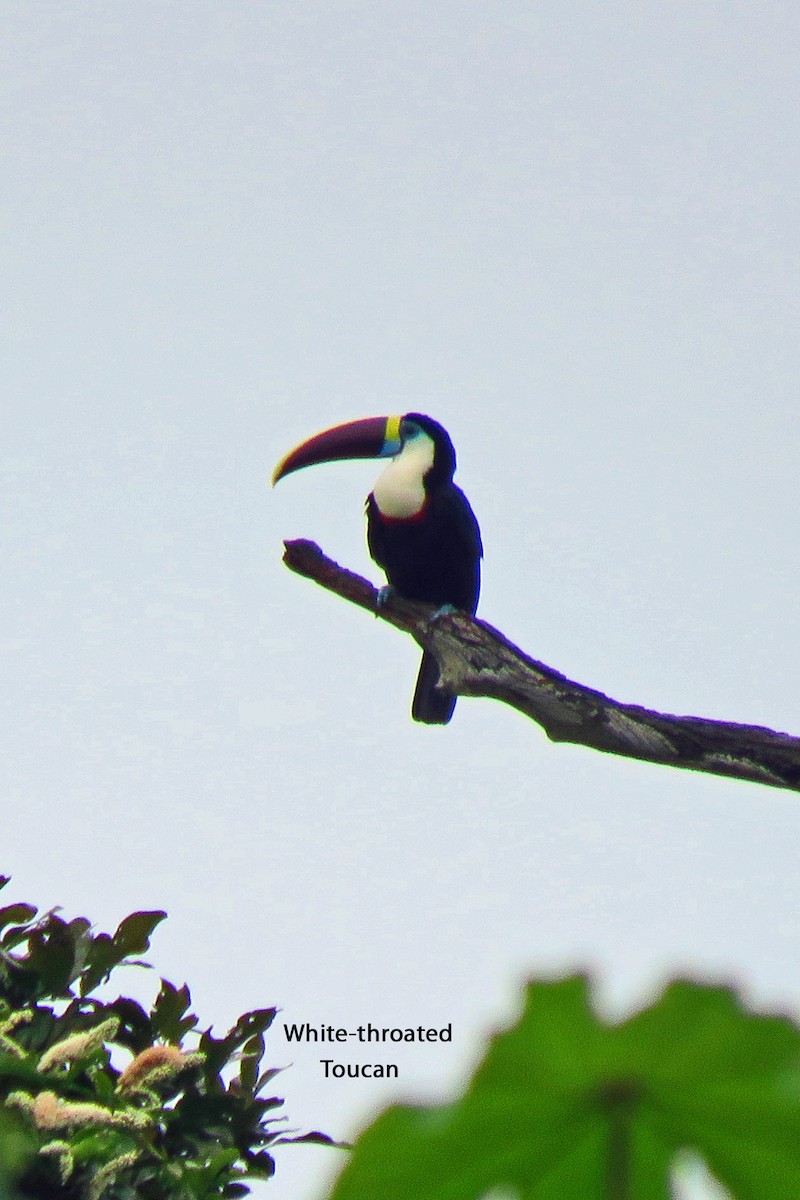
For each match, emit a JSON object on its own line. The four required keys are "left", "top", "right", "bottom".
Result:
{"left": 366, "top": 484, "right": 482, "bottom": 614}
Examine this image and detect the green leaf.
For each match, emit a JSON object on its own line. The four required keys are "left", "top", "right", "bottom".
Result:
{"left": 239, "top": 1034, "right": 264, "bottom": 1094}
{"left": 277, "top": 1130, "right": 342, "bottom": 1147}
{"left": 112, "top": 910, "right": 168, "bottom": 957}
{"left": 255, "top": 1065, "right": 284, "bottom": 1095}
{"left": 106, "top": 995, "right": 154, "bottom": 1052}
{"left": 152, "top": 980, "right": 198, "bottom": 1042}
{"left": 78, "top": 911, "right": 167, "bottom": 996}
{"left": 0, "top": 1054, "right": 53, "bottom": 1089}
{"left": 323, "top": 976, "right": 800, "bottom": 1200}
{"left": 200, "top": 1009, "right": 278, "bottom": 1077}
{"left": 22, "top": 917, "right": 79, "bottom": 995}
{"left": 1, "top": 925, "right": 36, "bottom": 951}
{"left": 0, "top": 907, "right": 37, "bottom": 938}
{"left": 78, "top": 932, "right": 117, "bottom": 996}
{"left": 243, "top": 1149, "right": 275, "bottom": 1178}
{"left": 0, "top": 1108, "right": 34, "bottom": 1200}
{"left": 228, "top": 1009, "right": 278, "bottom": 1046}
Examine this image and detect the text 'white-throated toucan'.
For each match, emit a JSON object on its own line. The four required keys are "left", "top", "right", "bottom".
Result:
{"left": 273, "top": 413, "right": 482, "bottom": 724}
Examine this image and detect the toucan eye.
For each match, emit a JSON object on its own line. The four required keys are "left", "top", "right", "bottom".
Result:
{"left": 402, "top": 421, "right": 421, "bottom": 440}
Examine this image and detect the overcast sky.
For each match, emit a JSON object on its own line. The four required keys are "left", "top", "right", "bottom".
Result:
{"left": 3, "top": 4, "right": 799, "bottom": 1198}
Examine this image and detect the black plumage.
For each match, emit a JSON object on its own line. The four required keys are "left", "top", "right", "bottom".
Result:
{"left": 366, "top": 415, "right": 482, "bottom": 724}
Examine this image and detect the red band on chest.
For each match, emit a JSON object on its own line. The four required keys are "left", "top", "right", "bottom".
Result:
{"left": 376, "top": 503, "right": 429, "bottom": 525}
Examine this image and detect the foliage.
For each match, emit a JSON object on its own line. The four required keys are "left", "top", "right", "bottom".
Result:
{"left": 0, "top": 1108, "right": 32, "bottom": 1200}
{"left": 0, "top": 877, "right": 335, "bottom": 1200}
{"left": 324, "top": 974, "right": 800, "bottom": 1200}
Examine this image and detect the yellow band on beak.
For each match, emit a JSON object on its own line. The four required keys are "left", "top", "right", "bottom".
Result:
{"left": 383, "top": 415, "right": 403, "bottom": 456}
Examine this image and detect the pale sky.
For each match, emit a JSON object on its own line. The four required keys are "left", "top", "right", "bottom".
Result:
{"left": 3, "top": 4, "right": 799, "bottom": 1198}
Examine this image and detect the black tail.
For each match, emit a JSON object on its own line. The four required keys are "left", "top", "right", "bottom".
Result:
{"left": 411, "top": 651, "right": 456, "bottom": 725}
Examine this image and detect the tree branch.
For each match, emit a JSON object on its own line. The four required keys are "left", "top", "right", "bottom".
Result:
{"left": 282, "top": 539, "right": 800, "bottom": 794}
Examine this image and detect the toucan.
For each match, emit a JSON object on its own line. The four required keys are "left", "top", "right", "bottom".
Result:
{"left": 273, "top": 413, "right": 482, "bottom": 724}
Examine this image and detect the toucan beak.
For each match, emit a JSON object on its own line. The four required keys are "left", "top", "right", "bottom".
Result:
{"left": 272, "top": 416, "right": 403, "bottom": 485}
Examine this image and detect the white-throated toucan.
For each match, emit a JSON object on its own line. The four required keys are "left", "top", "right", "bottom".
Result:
{"left": 273, "top": 414, "right": 482, "bottom": 724}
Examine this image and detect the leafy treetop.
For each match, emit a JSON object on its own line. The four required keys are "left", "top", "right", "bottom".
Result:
{"left": 0, "top": 877, "right": 336, "bottom": 1200}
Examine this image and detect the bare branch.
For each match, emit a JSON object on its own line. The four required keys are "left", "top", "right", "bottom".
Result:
{"left": 282, "top": 539, "right": 800, "bottom": 794}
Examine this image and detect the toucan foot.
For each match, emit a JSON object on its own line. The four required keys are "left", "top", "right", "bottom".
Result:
{"left": 430, "top": 603, "right": 458, "bottom": 621}
{"left": 376, "top": 585, "right": 395, "bottom": 610}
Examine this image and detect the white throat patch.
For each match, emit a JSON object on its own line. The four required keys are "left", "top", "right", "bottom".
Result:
{"left": 372, "top": 433, "right": 435, "bottom": 518}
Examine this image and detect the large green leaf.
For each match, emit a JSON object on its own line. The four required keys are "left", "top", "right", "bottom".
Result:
{"left": 0, "top": 1109, "right": 34, "bottom": 1200}
{"left": 325, "top": 976, "right": 800, "bottom": 1200}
